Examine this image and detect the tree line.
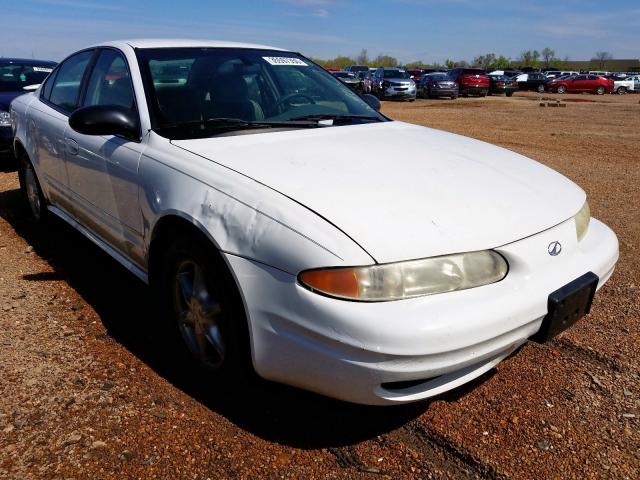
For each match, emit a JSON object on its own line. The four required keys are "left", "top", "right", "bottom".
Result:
{"left": 312, "top": 48, "right": 615, "bottom": 70}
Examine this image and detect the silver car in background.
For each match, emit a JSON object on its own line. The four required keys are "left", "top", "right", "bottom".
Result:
{"left": 372, "top": 67, "right": 416, "bottom": 101}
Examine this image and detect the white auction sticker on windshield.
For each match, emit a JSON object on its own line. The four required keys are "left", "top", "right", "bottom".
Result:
{"left": 263, "top": 57, "right": 308, "bottom": 67}
{"left": 32, "top": 67, "right": 53, "bottom": 72}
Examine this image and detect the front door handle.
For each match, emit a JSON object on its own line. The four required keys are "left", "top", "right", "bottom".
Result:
{"left": 66, "top": 138, "right": 79, "bottom": 155}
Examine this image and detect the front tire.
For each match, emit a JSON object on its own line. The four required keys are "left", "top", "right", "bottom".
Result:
{"left": 596, "top": 86, "right": 605, "bottom": 95}
{"left": 506, "top": 91, "right": 514, "bottom": 97}
{"left": 557, "top": 85, "right": 567, "bottom": 94}
{"left": 154, "top": 234, "right": 251, "bottom": 382}
{"left": 537, "top": 84, "right": 545, "bottom": 93}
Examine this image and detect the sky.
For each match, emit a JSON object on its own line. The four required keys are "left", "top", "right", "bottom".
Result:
{"left": 1, "top": 0, "right": 638, "bottom": 63}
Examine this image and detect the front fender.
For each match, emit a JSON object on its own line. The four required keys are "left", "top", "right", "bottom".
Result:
{"left": 139, "top": 134, "right": 374, "bottom": 275}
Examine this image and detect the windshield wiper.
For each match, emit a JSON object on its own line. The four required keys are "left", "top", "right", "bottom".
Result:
{"left": 154, "top": 117, "right": 322, "bottom": 132}
{"left": 289, "top": 114, "right": 383, "bottom": 123}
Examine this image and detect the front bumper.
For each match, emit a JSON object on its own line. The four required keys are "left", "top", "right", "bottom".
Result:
{"left": 430, "top": 87, "right": 458, "bottom": 97}
{"left": 491, "top": 86, "right": 518, "bottom": 95}
{"left": 382, "top": 86, "right": 416, "bottom": 99}
{"left": 226, "top": 217, "right": 618, "bottom": 405}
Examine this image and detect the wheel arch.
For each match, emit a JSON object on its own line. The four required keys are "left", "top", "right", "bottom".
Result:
{"left": 13, "top": 138, "right": 27, "bottom": 160}
{"left": 147, "top": 212, "right": 256, "bottom": 366}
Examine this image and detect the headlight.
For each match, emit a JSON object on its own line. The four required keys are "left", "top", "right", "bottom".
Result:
{"left": 0, "top": 110, "right": 10, "bottom": 127}
{"left": 575, "top": 200, "right": 590, "bottom": 241}
{"left": 299, "top": 250, "right": 508, "bottom": 302}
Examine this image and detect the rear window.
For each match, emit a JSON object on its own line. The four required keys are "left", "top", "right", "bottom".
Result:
{"left": 463, "top": 69, "right": 485, "bottom": 75}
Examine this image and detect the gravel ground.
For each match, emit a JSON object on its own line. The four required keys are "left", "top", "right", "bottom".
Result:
{"left": 1, "top": 91, "right": 638, "bottom": 479}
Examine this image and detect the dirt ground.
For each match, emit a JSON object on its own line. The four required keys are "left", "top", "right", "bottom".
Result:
{"left": 1, "top": 91, "right": 638, "bottom": 479}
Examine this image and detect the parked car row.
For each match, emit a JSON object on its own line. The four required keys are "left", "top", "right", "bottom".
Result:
{"left": 330, "top": 64, "right": 632, "bottom": 102}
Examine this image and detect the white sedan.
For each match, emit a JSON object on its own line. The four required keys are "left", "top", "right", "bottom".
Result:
{"left": 10, "top": 40, "right": 619, "bottom": 405}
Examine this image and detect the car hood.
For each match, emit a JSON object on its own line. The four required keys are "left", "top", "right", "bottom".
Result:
{"left": 172, "top": 121, "right": 584, "bottom": 264}
{"left": 0, "top": 91, "right": 27, "bottom": 111}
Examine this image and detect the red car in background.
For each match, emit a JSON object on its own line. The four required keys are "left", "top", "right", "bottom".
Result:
{"left": 547, "top": 74, "right": 613, "bottom": 95}
{"left": 447, "top": 68, "right": 489, "bottom": 96}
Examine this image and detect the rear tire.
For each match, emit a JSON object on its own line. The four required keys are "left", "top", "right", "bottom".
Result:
{"left": 616, "top": 86, "right": 627, "bottom": 95}
{"left": 17, "top": 154, "right": 48, "bottom": 224}
{"left": 451, "top": 94, "right": 458, "bottom": 100}
{"left": 152, "top": 234, "right": 252, "bottom": 384}
{"left": 506, "top": 92, "right": 514, "bottom": 97}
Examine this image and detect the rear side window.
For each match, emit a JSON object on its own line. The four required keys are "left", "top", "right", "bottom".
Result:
{"left": 41, "top": 69, "right": 57, "bottom": 100}
{"left": 83, "top": 49, "right": 135, "bottom": 110}
{"left": 49, "top": 50, "right": 93, "bottom": 113}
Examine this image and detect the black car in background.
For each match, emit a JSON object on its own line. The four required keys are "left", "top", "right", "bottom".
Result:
{"left": 515, "top": 72, "right": 548, "bottom": 93}
{"left": 488, "top": 75, "right": 518, "bottom": 97}
{"left": 331, "top": 71, "right": 361, "bottom": 91}
{"left": 417, "top": 73, "right": 458, "bottom": 99}
{"left": 1, "top": 58, "right": 56, "bottom": 157}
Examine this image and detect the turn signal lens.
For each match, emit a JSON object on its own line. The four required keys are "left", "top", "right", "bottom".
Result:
{"left": 575, "top": 201, "right": 590, "bottom": 242}
{"left": 299, "top": 269, "right": 359, "bottom": 299}
{"left": 299, "top": 250, "right": 508, "bottom": 302}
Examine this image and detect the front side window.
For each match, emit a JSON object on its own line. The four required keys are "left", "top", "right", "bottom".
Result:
{"left": 49, "top": 50, "right": 93, "bottom": 112}
{"left": 0, "top": 62, "right": 55, "bottom": 93}
{"left": 83, "top": 49, "right": 135, "bottom": 110}
{"left": 136, "top": 48, "right": 384, "bottom": 139}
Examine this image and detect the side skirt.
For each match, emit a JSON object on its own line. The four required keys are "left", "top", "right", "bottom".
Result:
{"left": 47, "top": 205, "right": 149, "bottom": 284}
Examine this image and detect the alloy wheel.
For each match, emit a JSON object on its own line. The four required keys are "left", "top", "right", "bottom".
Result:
{"left": 173, "top": 260, "right": 226, "bottom": 369}
{"left": 24, "top": 164, "right": 42, "bottom": 220}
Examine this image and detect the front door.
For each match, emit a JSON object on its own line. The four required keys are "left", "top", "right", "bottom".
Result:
{"left": 64, "top": 48, "right": 146, "bottom": 263}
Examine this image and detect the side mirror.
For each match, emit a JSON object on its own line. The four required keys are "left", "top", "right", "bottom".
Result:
{"left": 23, "top": 84, "right": 41, "bottom": 92}
{"left": 69, "top": 105, "right": 139, "bottom": 141}
{"left": 361, "top": 93, "right": 381, "bottom": 111}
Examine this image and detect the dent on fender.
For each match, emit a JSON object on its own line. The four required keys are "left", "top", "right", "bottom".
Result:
{"left": 139, "top": 147, "right": 366, "bottom": 274}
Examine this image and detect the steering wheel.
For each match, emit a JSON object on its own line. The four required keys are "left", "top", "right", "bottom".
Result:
{"left": 274, "top": 92, "right": 315, "bottom": 109}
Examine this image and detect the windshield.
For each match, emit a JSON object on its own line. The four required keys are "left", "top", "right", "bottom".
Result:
{"left": 137, "top": 48, "right": 384, "bottom": 138}
{"left": 0, "top": 62, "right": 55, "bottom": 92}
{"left": 383, "top": 70, "right": 409, "bottom": 79}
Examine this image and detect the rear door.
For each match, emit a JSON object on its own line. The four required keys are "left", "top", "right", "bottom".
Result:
{"left": 64, "top": 47, "right": 146, "bottom": 261}
{"left": 29, "top": 49, "right": 94, "bottom": 211}
{"left": 570, "top": 75, "right": 588, "bottom": 92}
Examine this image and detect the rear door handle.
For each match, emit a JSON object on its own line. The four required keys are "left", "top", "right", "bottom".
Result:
{"left": 66, "top": 138, "right": 79, "bottom": 155}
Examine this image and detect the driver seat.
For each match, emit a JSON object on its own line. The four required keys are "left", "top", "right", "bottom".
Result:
{"left": 205, "top": 73, "right": 264, "bottom": 121}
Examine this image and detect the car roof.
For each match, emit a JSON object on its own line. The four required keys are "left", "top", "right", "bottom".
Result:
{"left": 93, "top": 38, "right": 286, "bottom": 52}
{"left": 0, "top": 58, "right": 57, "bottom": 65}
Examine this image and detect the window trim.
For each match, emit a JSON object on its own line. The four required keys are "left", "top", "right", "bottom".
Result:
{"left": 40, "top": 48, "right": 97, "bottom": 116}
